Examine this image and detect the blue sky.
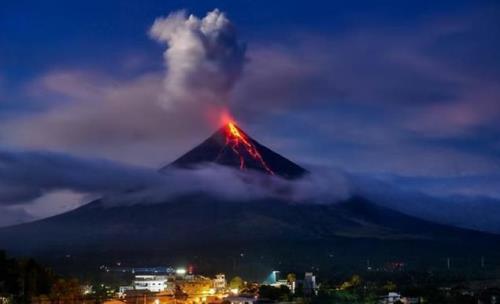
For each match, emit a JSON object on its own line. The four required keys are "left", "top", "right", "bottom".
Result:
{"left": 1, "top": 0, "right": 500, "bottom": 225}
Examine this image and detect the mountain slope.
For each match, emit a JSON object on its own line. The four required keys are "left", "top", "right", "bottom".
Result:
{"left": 1, "top": 195, "right": 492, "bottom": 252}
{"left": 165, "top": 123, "right": 307, "bottom": 179}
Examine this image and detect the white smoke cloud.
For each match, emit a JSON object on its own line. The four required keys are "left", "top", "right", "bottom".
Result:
{"left": 149, "top": 9, "right": 246, "bottom": 110}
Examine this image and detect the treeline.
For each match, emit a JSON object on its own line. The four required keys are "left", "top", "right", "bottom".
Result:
{"left": 0, "top": 251, "right": 88, "bottom": 304}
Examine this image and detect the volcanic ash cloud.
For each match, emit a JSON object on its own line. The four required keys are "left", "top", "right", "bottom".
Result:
{"left": 149, "top": 9, "right": 246, "bottom": 110}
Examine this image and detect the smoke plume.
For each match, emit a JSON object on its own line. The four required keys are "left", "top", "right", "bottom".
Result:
{"left": 150, "top": 9, "right": 246, "bottom": 110}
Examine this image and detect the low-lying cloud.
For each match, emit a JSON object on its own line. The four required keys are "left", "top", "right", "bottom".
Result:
{"left": 0, "top": 149, "right": 163, "bottom": 205}
{"left": 103, "top": 164, "right": 351, "bottom": 207}
{"left": 2, "top": 148, "right": 500, "bottom": 234}
{"left": 0, "top": 149, "right": 351, "bottom": 214}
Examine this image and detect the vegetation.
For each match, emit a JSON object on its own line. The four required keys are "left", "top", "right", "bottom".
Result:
{"left": 0, "top": 251, "right": 86, "bottom": 304}
{"left": 0, "top": 251, "right": 55, "bottom": 303}
{"left": 309, "top": 272, "right": 498, "bottom": 304}
{"left": 258, "top": 285, "right": 291, "bottom": 301}
{"left": 229, "top": 276, "right": 245, "bottom": 290}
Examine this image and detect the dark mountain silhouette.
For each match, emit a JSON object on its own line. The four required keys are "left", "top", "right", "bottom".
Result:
{"left": 166, "top": 122, "right": 307, "bottom": 179}
{"left": 0, "top": 123, "right": 498, "bottom": 275}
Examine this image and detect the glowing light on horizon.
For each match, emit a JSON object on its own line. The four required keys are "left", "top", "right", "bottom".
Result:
{"left": 176, "top": 268, "right": 187, "bottom": 275}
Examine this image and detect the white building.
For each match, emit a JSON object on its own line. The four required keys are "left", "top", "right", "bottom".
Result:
{"left": 118, "top": 286, "right": 133, "bottom": 298}
{"left": 213, "top": 274, "right": 227, "bottom": 290}
{"left": 225, "top": 296, "right": 257, "bottom": 304}
{"left": 379, "top": 292, "right": 402, "bottom": 304}
{"left": 133, "top": 275, "right": 171, "bottom": 292}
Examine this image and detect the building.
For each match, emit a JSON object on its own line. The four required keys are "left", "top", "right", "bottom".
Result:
{"left": 400, "top": 297, "right": 421, "bottom": 304}
{"left": 177, "top": 275, "right": 213, "bottom": 295}
{"left": 213, "top": 274, "right": 227, "bottom": 290}
{"left": 269, "top": 280, "right": 295, "bottom": 294}
{"left": 225, "top": 296, "right": 257, "bottom": 304}
{"left": 379, "top": 292, "right": 402, "bottom": 304}
{"left": 134, "top": 275, "right": 173, "bottom": 292}
{"left": 303, "top": 273, "right": 317, "bottom": 296}
{"left": 118, "top": 286, "right": 134, "bottom": 298}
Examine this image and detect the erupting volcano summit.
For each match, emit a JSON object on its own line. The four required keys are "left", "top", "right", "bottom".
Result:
{"left": 166, "top": 122, "right": 307, "bottom": 179}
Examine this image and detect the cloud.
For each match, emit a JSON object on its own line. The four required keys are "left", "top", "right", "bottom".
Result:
{"left": 351, "top": 174, "right": 500, "bottom": 234}
{"left": 0, "top": 9, "right": 247, "bottom": 167}
{"left": 0, "top": 148, "right": 350, "bottom": 207}
{"left": 0, "top": 149, "right": 164, "bottom": 205}
{"left": 150, "top": 9, "right": 245, "bottom": 111}
{"left": 103, "top": 164, "right": 351, "bottom": 207}
{"left": 0, "top": 206, "right": 33, "bottom": 227}
{"left": 0, "top": 71, "right": 212, "bottom": 167}
{"left": 0, "top": 148, "right": 351, "bottom": 226}
{"left": 0, "top": 190, "right": 86, "bottom": 228}
{"left": 376, "top": 173, "right": 500, "bottom": 199}
{"left": 3, "top": 146, "right": 500, "bottom": 234}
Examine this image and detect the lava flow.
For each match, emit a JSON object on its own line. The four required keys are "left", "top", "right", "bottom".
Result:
{"left": 223, "top": 122, "right": 275, "bottom": 175}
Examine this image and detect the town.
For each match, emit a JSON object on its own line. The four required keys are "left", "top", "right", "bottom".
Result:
{"left": 1, "top": 251, "right": 496, "bottom": 304}
{"left": 87, "top": 266, "right": 318, "bottom": 304}
{"left": 89, "top": 266, "right": 500, "bottom": 304}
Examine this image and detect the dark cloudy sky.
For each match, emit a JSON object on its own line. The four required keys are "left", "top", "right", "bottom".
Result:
{"left": 1, "top": 0, "right": 500, "bottom": 226}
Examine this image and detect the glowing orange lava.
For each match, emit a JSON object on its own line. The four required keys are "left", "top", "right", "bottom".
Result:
{"left": 224, "top": 122, "right": 274, "bottom": 175}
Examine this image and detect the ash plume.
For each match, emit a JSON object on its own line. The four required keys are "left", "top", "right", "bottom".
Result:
{"left": 149, "top": 9, "right": 246, "bottom": 110}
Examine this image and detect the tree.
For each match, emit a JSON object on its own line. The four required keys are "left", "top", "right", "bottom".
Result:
{"left": 258, "top": 285, "right": 290, "bottom": 301}
{"left": 0, "top": 252, "right": 57, "bottom": 303}
{"left": 50, "top": 278, "right": 82, "bottom": 304}
{"left": 92, "top": 283, "right": 113, "bottom": 303}
{"left": 349, "top": 275, "right": 362, "bottom": 287}
{"left": 333, "top": 290, "right": 360, "bottom": 303}
{"left": 229, "top": 276, "right": 244, "bottom": 290}
{"left": 175, "top": 285, "right": 188, "bottom": 301}
{"left": 383, "top": 281, "right": 397, "bottom": 292}
{"left": 339, "top": 275, "right": 362, "bottom": 290}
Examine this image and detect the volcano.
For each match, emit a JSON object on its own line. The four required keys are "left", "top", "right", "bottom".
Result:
{"left": 166, "top": 122, "right": 307, "bottom": 179}
{"left": 0, "top": 122, "right": 499, "bottom": 276}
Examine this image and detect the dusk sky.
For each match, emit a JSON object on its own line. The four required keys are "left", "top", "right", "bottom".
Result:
{"left": 1, "top": 0, "right": 500, "bottom": 226}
